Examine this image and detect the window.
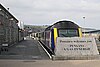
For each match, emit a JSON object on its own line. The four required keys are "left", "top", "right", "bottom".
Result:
{"left": 58, "top": 29, "right": 79, "bottom": 37}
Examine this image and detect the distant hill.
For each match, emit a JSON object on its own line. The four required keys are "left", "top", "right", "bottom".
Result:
{"left": 24, "top": 25, "right": 49, "bottom": 33}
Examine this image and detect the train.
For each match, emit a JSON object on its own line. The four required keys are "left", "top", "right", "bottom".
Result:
{"left": 33, "top": 20, "right": 82, "bottom": 54}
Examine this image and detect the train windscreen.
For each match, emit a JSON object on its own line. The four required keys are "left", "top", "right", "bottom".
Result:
{"left": 58, "top": 29, "right": 79, "bottom": 37}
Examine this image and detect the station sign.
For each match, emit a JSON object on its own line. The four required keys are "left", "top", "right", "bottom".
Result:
{"left": 55, "top": 37, "right": 99, "bottom": 57}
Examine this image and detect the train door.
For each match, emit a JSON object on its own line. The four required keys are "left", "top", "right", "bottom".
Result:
{"left": 45, "top": 31, "right": 51, "bottom": 48}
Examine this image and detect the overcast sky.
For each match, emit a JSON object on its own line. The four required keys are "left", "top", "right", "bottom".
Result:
{"left": 1, "top": 0, "right": 100, "bottom": 29}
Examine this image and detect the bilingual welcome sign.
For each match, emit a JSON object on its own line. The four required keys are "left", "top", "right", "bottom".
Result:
{"left": 55, "top": 37, "right": 99, "bottom": 56}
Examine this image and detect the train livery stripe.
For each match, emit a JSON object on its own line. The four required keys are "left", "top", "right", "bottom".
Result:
{"left": 78, "top": 28, "right": 82, "bottom": 37}
{"left": 54, "top": 28, "right": 58, "bottom": 46}
{"left": 51, "top": 29, "right": 55, "bottom": 49}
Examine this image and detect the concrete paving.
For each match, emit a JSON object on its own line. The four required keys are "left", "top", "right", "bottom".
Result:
{"left": 0, "top": 60, "right": 100, "bottom": 67}
{"left": 0, "top": 36, "right": 49, "bottom": 60}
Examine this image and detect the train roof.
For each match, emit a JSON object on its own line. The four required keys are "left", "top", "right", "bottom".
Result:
{"left": 45, "top": 20, "right": 80, "bottom": 31}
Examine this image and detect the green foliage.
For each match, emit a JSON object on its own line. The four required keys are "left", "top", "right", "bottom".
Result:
{"left": 24, "top": 25, "right": 48, "bottom": 29}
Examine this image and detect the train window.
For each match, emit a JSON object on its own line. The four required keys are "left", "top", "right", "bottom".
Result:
{"left": 58, "top": 29, "right": 79, "bottom": 37}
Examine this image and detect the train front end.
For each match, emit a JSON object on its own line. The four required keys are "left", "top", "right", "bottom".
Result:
{"left": 51, "top": 21, "right": 82, "bottom": 52}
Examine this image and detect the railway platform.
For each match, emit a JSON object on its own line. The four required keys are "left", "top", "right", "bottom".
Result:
{"left": 0, "top": 37, "right": 100, "bottom": 67}
{"left": 0, "top": 36, "right": 49, "bottom": 60}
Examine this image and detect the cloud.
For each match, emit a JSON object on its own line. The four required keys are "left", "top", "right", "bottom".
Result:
{"left": 1, "top": 0, "right": 100, "bottom": 29}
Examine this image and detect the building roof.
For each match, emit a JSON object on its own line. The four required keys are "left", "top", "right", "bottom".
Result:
{"left": 83, "top": 30, "right": 100, "bottom": 33}
{"left": 0, "top": 4, "right": 18, "bottom": 23}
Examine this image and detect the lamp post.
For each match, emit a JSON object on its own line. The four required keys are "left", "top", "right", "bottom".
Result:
{"left": 83, "top": 16, "right": 85, "bottom": 36}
